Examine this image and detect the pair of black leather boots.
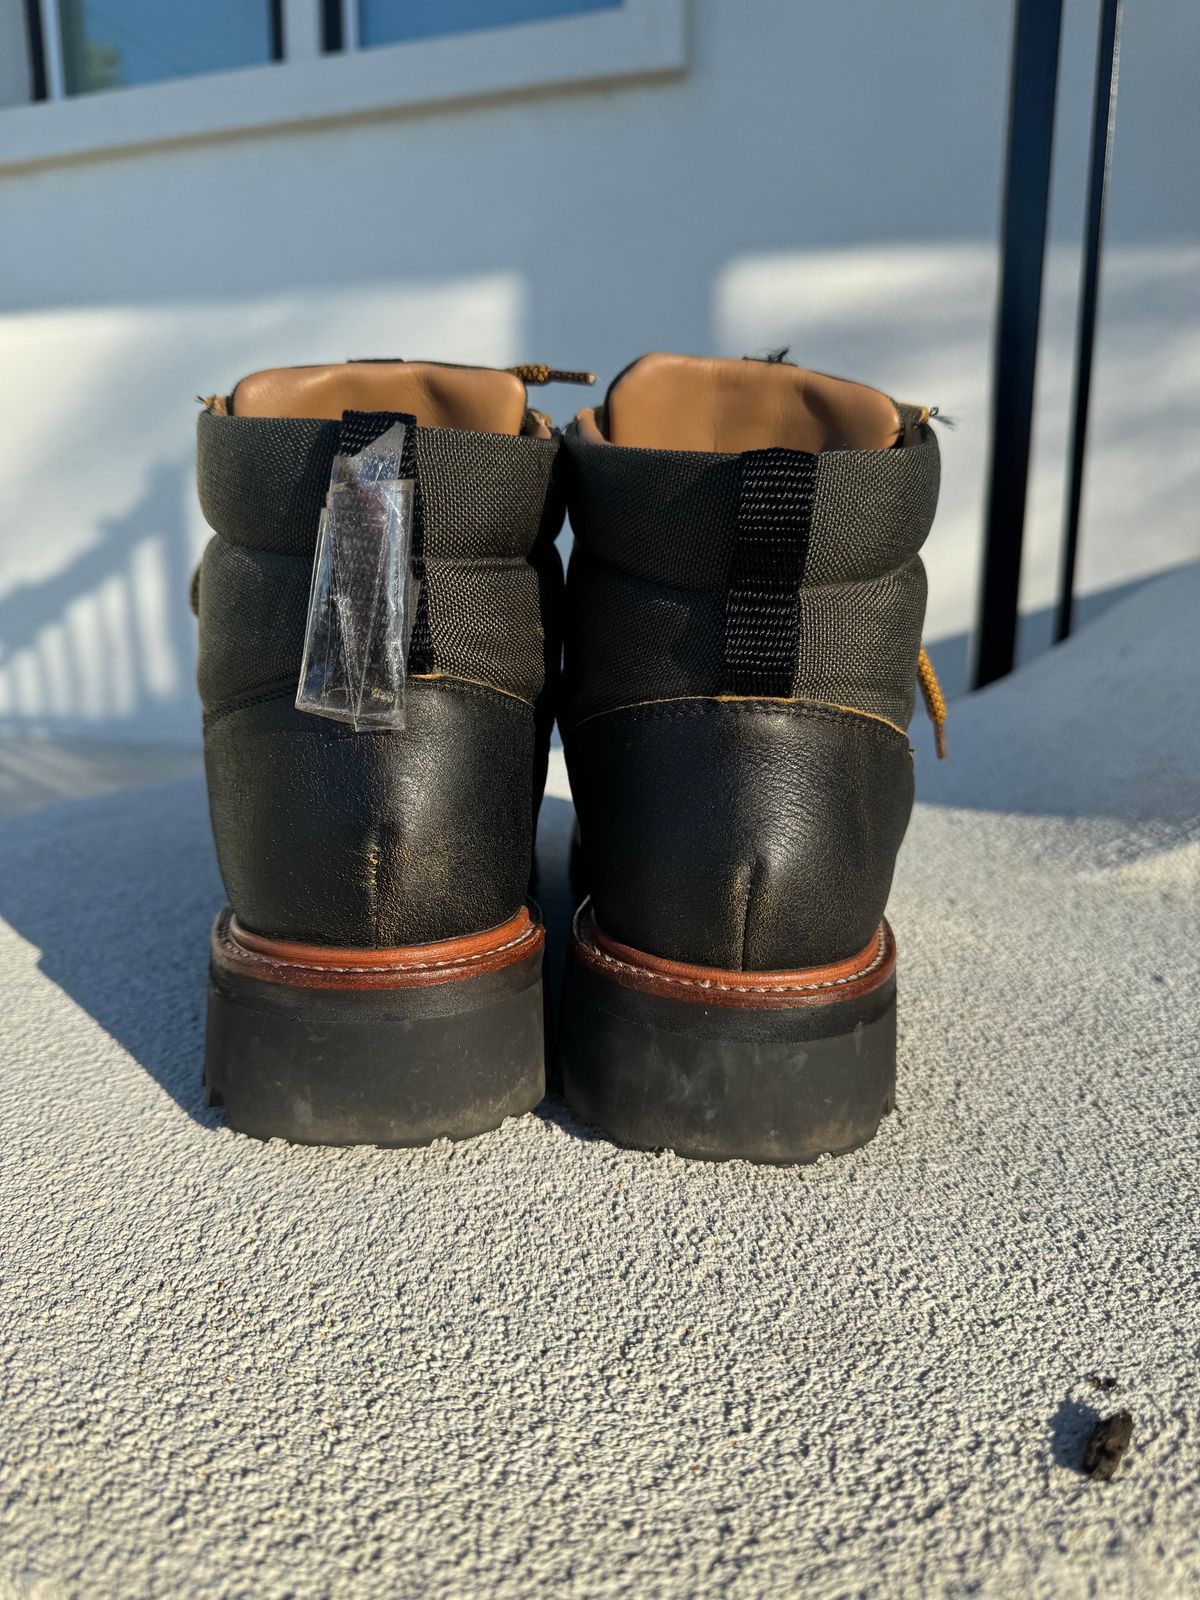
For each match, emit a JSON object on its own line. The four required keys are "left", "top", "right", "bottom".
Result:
{"left": 195, "top": 354, "right": 940, "bottom": 1164}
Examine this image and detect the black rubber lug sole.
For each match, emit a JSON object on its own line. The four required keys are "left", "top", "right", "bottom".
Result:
{"left": 559, "top": 950, "right": 896, "bottom": 1165}
{"left": 205, "top": 944, "right": 545, "bottom": 1146}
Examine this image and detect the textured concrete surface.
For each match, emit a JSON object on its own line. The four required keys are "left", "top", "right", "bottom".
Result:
{"left": 0, "top": 570, "right": 1197, "bottom": 1600}
{"left": 0, "top": 735, "right": 199, "bottom": 824}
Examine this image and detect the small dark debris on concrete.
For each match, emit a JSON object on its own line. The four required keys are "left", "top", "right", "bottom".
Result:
{"left": 1083, "top": 1411, "right": 1133, "bottom": 1480}
{"left": 1085, "top": 1373, "right": 1118, "bottom": 1392}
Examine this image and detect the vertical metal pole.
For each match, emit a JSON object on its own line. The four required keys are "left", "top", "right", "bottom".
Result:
{"left": 1054, "top": 0, "right": 1122, "bottom": 643}
{"left": 23, "top": 0, "right": 48, "bottom": 99}
{"left": 37, "top": 0, "right": 65, "bottom": 99}
{"left": 342, "top": 0, "right": 360, "bottom": 52}
{"left": 270, "top": 0, "right": 285, "bottom": 61}
{"left": 973, "top": 0, "right": 1065, "bottom": 689}
{"left": 320, "top": 0, "right": 344, "bottom": 52}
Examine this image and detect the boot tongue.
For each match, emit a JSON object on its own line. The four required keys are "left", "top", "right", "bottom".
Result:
{"left": 229, "top": 362, "right": 529, "bottom": 434}
{"left": 603, "top": 352, "right": 900, "bottom": 455}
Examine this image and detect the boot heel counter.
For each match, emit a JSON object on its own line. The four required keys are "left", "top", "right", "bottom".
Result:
{"left": 204, "top": 679, "right": 535, "bottom": 946}
{"left": 566, "top": 699, "right": 913, "bottom": 970}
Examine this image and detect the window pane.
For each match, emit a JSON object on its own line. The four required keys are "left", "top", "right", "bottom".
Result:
{"left": 58, "top": 0, "right": 275, "bottom": 96}
{"left": 359, "top": 0, "right": 621, "bottom": 50}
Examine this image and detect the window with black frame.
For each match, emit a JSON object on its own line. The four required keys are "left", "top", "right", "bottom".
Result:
{"left": 16, "top": 0, "right": 623, "bottom": 103}
{"left": 23, "top": 0, "right": 282, "bottom": 100}
{"left": 323, "top": 0, "right": 620, "bottom": 52}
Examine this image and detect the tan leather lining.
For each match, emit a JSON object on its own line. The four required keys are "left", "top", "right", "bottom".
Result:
{"left": 215, "top": 907, "right": 543, "bottom": 991}
{"left": 573, "top": 903, "right": 895, "bottom": 1011}
{"left": 573, "top": 407, "right": 609, "bottom": 447}
{"left": 226, "top": 362, "right": 534, "bottom": 435}
{"left": 586, "top": 352, "right": 901, "bottom": 455}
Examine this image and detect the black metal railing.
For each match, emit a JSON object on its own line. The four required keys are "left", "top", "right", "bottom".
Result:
{"left": 1055, "top": 0, "right": 1123, "bottom": 644}
{"left": 22, "top": 0, "right": 48, "bottom": 100}
{"left": 974, "top": 0, "right": 1124, "bottom": 688}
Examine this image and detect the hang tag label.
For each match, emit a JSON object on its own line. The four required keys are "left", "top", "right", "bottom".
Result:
{"left": 296, "top": 415, "right": 415, "bottom": 732}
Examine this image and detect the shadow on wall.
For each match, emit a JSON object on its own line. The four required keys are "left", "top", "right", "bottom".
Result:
{"left": 0, "top": 241, "right": 1194, "bottom": 745}
{"left": 0, "top": 458, "right": 199, "bottom": 744}
{"left": 0, "top": 276, "right": 524, "bottom": 746}
{"left": 0, "top": 0, "right": 1195, "bottom": 744}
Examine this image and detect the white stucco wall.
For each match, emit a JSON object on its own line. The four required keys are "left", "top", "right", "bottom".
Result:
{"left": 0, "top": 0, "right": 31, "bottom": 109}
{"left": 0, "top": 0, "right": 1196, "bottom": 743}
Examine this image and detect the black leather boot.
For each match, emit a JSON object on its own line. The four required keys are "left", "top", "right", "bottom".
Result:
{"left": 195, "top": 361, "right": 567, "bottom": 1144}
{"left": 557, "top": 353, "right": 942, "bottom": 1163}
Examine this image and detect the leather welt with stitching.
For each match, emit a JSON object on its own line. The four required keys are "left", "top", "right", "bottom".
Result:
{"left": 572, "top": 902, "right": 895, "bottom": 1011}
{"left": 212, "top": 906, "right": 543, "bottom": 991}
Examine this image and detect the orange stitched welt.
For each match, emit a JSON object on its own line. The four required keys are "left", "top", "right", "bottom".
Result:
{"left": 574, "top": 907, "right": 887, "bottom": 995}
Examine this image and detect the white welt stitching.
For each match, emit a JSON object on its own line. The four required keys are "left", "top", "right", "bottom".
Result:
{"left": 573, "top": 907, "right": 887, "bottom": 994}
{"left": 223, "top": 922, "right": 538, "bottom": 975}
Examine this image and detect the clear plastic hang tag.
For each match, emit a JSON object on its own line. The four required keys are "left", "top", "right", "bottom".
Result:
{"left": 296, "top": 420, "right": 415, "bottom": 731}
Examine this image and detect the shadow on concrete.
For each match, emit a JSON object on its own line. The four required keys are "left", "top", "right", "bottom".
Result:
{"left": 0, "top": 775, "right": 220, "bottom": 1128}
{"left": 533, "top": 790, "right": 597, "bottom": 1136}
{"left": 2, "top": 565, "right": 1194, "bottom": 1127}
{"left": 915, "top": 560, "right": 1200, "bottom": 843}
{"left": 1049, "top": 1397, "right": 1102, "bottom": 1473}
{"left": 0, "top": 776, "right": 582, "bottom": 1134}
{"left": 922, "top": 571, "right": 1166, "bottom": 704}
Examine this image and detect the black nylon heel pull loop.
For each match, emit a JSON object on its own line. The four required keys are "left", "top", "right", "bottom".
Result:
{"left": 722, "top": 448, "right": 817, "bottom": 696}
{"left": 335, "top": 408, "right": 415, "bottom": 456}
